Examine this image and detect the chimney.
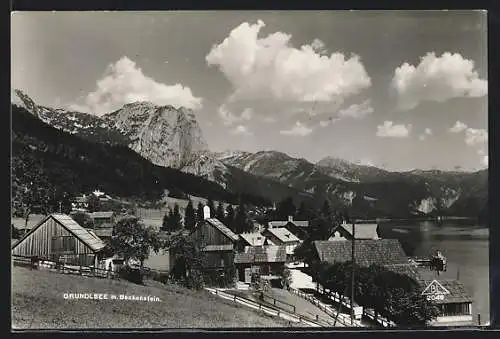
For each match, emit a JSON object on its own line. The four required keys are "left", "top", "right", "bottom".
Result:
{"left": 203, "top": 205, "right": 211, "bottom": 220}
{"left": 288, "top": 215, "right": 293, "bottom": 222}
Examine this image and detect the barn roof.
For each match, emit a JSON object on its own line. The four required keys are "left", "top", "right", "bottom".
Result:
{"left": 240, "top": 232, "right": 267, "bottom": 246}
{"left": 313, "top": 239, "right": 408, "bottom": 267}
{"left": 13, "top": 214, "right": 106, "bottom": 253}
{"left": 234, "top": 245, "right": 287, "bottom": 264}
{"left": 52, "top": 214, "right": 106, "bottom": 252}
{"left": 205, "top": 218, "right": 239, "bottom": 242}
{"left": 264, "top": 227, "right": 301, "bottom": 243}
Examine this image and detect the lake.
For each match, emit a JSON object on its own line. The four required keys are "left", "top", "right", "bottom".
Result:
{"left": 378, "top": 220, "right": 490, "bottom": 325}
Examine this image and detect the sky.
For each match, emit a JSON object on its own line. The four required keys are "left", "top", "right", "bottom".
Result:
{"left": 11, "top": 11, "right": 488, "bottom": 171}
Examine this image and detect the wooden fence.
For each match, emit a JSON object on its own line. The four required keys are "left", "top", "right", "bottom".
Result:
{"left": 205, "top": 287, "right": 322, "bottom": 327}
{"left": 288, "top": 287, "right": 364, "bottom": 327}
{"left": 12, "top": 254, "right": 169, "bottom": 281}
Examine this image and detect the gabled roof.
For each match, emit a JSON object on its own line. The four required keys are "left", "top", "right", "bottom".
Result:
{"left": 339, "top": 223, "right": 379, "bottom": 240}
{"left": 240, "top": 232, "right": 267, "bottom": 246}
{"left": 234, "top": 245, "right": 287, "bottom": 264}
{"left": 205, "top": 218, "right": 239, "bottom": 242}
{"left": 420, "top": 279, "right": 472, "bottom": 304}
{"left": 313, "top": 239, "right": 408, "bottom": 267}
{"left": 12, "top": 214, "right": 106, "bottom": 253}
{"left": 268, "top": 220, "right": 309, "bottom": 228}
{"left": 90, "top": 211, "right": 115, "bottom": 219}
{"left": 264, "top": 227, "right": 301, "bottom": 243}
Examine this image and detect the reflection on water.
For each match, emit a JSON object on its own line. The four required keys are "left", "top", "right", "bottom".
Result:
{"left": 378, "top": 220, "right": 490, "bottom": 325}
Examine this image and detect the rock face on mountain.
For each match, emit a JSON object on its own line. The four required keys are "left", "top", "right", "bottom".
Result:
{"left": 11, "top": 89, "right": 217, "bottom": 176}
{"left": 103, "top": 102, "right": 209, "bottom": 169}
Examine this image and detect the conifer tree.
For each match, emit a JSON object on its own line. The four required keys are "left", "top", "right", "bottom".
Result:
{"left": 225, "top": 204, "right": 235, "bottom": 231}
{"left": 184, "top": 199, "right": 196, "bottom": 230}
{"left": 215, "top": 202, "right": 225, "bottom": 220}
{"left": 196, "top": 201, "right": 204, "bottom": 225}
{"left": 171, "top": 203, "right": 183, "bottom": 230}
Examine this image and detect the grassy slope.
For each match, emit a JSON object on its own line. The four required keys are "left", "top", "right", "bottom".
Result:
{"left": 11, "top": 266, "right": 290, "bottom": 329}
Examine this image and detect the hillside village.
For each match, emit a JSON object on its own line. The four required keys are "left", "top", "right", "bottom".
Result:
{"left": 11, "top": 188, "right": 475, "bottom": 328}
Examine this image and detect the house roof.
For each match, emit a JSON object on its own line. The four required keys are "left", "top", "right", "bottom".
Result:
{"left": 420, "top": 279, "right": 472, "bottom": 304}
{"left": 313, "top": 239, "right": 408, "bottom": 267}
{"left": 90, "top": 211, "right": 115, "bottom": 219}
{"left": 205, "top": 218, "right": 239, "bottom": 242}
{"left": 264, "top": 227, "right": 301, "bottom": 243}
{"left": 338, "top": 223, "right": 379, "bottom": 239}
{"left": 268, "top": 220, "right": 309, "bottom": 228}
{"left": 12, "top": 214, "right": 106, "bottom": 253}
{"left": 234, "top": 245, "right": 287, "bottom": 264}
{"left": 240, "top": 232, "right": 267, "bottom": 246}
{"left": 383, "top": 263, "right": 422, "bottom": 281}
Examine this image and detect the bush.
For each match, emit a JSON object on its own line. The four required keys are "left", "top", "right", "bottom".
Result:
{"left": 118, "top": 266, "right": 144, "bottom": 284}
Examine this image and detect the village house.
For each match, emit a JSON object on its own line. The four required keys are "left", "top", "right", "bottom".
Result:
{"left": 268, "top": 215, "right": 309, "bottom": 240}
{"left": 328, "top": 221, "right": 380, "bottom": 241}
{"left": 261, "top": 227, "right": 301, "bottom": 258}
{"left": 312, "top": 240, "right": 473, "bottom": 326}
{"left": 420, "top": 279, "right": 473, "bottom": 326}
{"left": 191, "top": 207, "right": 239, "bottom": 272}
{"left": 11, "top": 213, "right": 107, "bottom": 267}
{"left": 234, "top": 245, "right": 287, "bottom": 287}
{"left": 89, "top": 211, "right": 116, "bottom": 228}
{"left": 313, "top": 239, "right": 407, "bottom": 267}
{"left": 236, "top": 232, "right": 273, "bottom": 251}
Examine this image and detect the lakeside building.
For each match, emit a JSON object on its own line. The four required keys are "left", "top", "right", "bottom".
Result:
{"left": 312, "top": 239, "right": 473, "bottom": 326}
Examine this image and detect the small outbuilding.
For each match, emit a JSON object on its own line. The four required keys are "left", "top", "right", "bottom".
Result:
{"left": 11, "top": 213, "right": 106, "bottom": 267}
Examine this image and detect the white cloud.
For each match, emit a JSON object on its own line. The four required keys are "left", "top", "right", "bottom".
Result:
{"left": 391, "top": 52, "right": 487, "bottom": 110}
{"left": 478, "top": 149, "right": 485, "bottom": 155}
{"left": 376, "top": 121, "right": 411, "bottom": 138}
{"left": 319, "top": 117, "right": 339, "bottom": 127}
{"left": 481, "top": 155, "right": 488, "bottom": 167}
{"left": 280, "top": 121, "right": 313, "bottom": 136}
{"left": 449, "top": 121, "right": 468, "bottom": 133}
{"left": 70, "top": 56, "right": 202, "bottom": 115}
{"left": 206, "top": 20, "right": 371, "bottom": 104}
{"left": 465, "top": 127, "right": 488, "bottom": 146}
{"left": 311, "top": 38, "right": 326, "bottom": 53}
{"left": 218, "top": 105, "right": 253, "bottom": 126}
{"left": 425, "top": 128, "right": 432, "bottom": 135}
{"left": 338, "top": 99, "right": 374, "bottom": 119}
{"left": 418, "top": 135, "right": 426, "bottom": 141}
{"left": 230, "top": 124, "right": 253, "bottom": 136}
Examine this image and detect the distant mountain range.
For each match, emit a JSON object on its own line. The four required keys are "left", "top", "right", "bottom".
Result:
{"left": 11, "top": 89, "right": 488, "bottom": 219}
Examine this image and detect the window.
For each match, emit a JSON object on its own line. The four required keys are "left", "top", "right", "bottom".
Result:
{"left": 442, "top": 303, "right": 471, "bottom": 317}
{"left": 52, "top": 236, "right": 76, "bottom": 253}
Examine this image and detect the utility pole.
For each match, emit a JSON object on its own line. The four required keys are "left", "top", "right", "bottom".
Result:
{"left": 350, "top": 220, "right": 356, "bottom": 326}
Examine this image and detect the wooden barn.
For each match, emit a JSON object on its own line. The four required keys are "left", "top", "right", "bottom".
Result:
{"left": 192, "top": 212, "right": 239, "bottom": 270}
{"left": 11, "top": 213, "right": 107, "bottom": 267}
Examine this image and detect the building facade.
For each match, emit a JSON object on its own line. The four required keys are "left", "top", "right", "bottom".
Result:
{"left": 11, "top": 213, "right": 107, "bottom": 267}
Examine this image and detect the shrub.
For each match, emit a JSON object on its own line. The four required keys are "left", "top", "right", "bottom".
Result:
{"left": 118, "top": 266, "right": 143, "bottom": 284}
